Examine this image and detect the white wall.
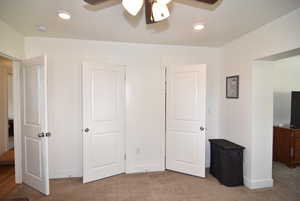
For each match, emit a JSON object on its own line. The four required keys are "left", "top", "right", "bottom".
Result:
{"left": 251, "top": 61, "right": 274, "bottom": 189}
{"left": 273, "top": 55, "right": 300, "bottom": 126}
{"left": 220, "top": 8, "right": 300, "bottom": 189}
{"left": 24, "top": 37, "right": 221, "bottom": 178}
{"left": 0, "top": 18, "right": 24, "bottom": 59}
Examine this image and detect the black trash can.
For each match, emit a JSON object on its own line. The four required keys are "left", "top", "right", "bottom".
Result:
{"left": 209, "top": 139, "right": 245, "bottom": 186}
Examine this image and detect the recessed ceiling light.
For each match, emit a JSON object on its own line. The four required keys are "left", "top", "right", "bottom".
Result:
{"left": 193, "top": 23, "right": 205, "bottom": 31}
{"left": 58, "top": 10, "right": 71, "bottom": 20}
{"left": 36, "top": 25, "right": 47, "bottom": 32}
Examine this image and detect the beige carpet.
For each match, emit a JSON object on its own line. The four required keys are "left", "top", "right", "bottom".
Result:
{"left": 4, "top": 162, "right": 300, "bottom": 201}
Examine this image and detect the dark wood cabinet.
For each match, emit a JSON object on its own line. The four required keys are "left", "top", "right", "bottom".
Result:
{"left": 273, "top": 126, "right": 300, "bottom": 168}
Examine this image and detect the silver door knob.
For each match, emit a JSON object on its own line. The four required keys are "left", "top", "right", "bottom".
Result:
{"left": 200, "top": 127, "right": 205, "bottom": 131}
{"left": 38, "top": 132, "right": 51, "bottom": 138}
{"left": 84, "top": 128, "right": 90, "bottom": 133}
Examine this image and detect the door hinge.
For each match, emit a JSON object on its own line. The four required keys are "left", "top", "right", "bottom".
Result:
{"left": 124, "top": 153, "right": 127, "bottom": 160}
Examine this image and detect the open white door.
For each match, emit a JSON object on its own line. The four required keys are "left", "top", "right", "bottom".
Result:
{"left": 166, "top": 64, "right": 207, "bottom": 177}
{"left": 21, "top": 56, "right": 50, "bottom": 195}
{"left": 82, "top": 62, "right": 125, "bottom": 183}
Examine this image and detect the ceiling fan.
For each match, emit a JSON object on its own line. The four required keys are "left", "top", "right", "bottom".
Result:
{"left": 84, "top": 0, "right": 218, "bottom": 24}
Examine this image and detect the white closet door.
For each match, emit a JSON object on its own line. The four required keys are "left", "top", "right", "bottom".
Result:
{"left": 166, "top": 64, "right": 207, "bottom": 177}
{"left": 21, "top": 55, "right": 50, "bottom": 195}
{"left": 82, "top": 62, "right": 126, "bottom": 183}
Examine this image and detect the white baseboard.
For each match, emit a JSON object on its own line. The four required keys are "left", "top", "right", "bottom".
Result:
{"left": 49, "top": 164, "right": 209, "bottom": 179}
{"left": 126, "top": 164, "right": 164, "bottom": 174}
{"left": 49, "top": 164, "right": 164, "bottom": 179}
{"left": 244, "top": 176, "right": 273, "bottom": 189}
{"left": 50, "top": 168, "right": 82, "bottom": 179}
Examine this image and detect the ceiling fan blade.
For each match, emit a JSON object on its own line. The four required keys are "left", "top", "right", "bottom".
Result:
{"left": 84, "top": 0, "right": 109, "bottom": 5}
{"left": 194, "top": 0, "right": 218, "bottom": 4}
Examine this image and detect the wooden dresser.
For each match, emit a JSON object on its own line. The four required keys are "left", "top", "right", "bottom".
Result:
{"left": 273, "top": 126, "right": 300, "bottom": 168}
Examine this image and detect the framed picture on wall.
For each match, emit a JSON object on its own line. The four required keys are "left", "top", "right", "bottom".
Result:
{"left": 226, "top": 75, "right": 239, "bottom": 99}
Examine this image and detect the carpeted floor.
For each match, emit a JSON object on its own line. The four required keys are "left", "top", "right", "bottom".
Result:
{"left": 3, "top": 162, "right": 300, "bottom": 201}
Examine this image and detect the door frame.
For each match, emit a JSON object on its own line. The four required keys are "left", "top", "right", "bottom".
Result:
{"left": 162, "top": 66, "right": 167, "bottom": 171}
{"left": 0, "top": 52, "right": 22, "bottom": 184}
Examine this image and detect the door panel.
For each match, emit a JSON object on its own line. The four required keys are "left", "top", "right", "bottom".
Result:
{"left": 24, "top": 66, "right": 40, "bottom": 125}
{"left": 25, "top": 136, "right": 42, "bottom": 177}
{"left": 92, "top": 71, "right": 117, "bottom": 121}
{"left": 91, "top": 134, "right": 117, "bottom": 167}
{"left": 21, "top": 56, "right": 49, "bottom": 195}
{"left": 83, "top": 63, "right": 125, "bottom": 183}
{"left": 174, "top": 132, "right": 198, "bottom": 163}
{"left": 174, "top": 72, "right": 200, "bottom": 120}
{"left": 166, "top": 64, "right": 206, "bottom": 177}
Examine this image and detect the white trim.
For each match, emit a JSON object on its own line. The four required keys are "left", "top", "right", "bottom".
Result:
{"left": 244, "top": 176, "right": 274, "bottom": 189}
{"left": 0, "top": 52, "right": 20, "bottom": 62}
{"left": 0, "top": 54, "right": 22, "bottom": 184}
{"left": 162, "top": 65, "right": 166, "bottom": 171}
{"left": 126, "top": 164, "right": 164, "bottom": 174}
{"left": 123, "top": 70, "right": 128, "bottom": 174}
{"left": 50, "top": 168, "right": 82, "bottom": 179}
{"left": 12, "top": 61, "right": 22, "bottom": 183}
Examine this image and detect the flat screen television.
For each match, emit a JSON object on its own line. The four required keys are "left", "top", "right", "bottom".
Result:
{"left": 290, "top": 91, "right": 300, "bottom": 129}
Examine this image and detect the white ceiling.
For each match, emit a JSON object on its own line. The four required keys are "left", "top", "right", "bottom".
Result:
{"left": 0, "top": 0, "right": 300, "bottom": 47}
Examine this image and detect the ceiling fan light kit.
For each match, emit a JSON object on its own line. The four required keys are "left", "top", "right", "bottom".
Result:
{"left": 84, "top": 0, "right": 218, "bottom": 24}
{"left": 122, "top": 0, "right": 144, "bottom": 16}
{"left": 152, "top": 1, "right": 170, "bottom": 22}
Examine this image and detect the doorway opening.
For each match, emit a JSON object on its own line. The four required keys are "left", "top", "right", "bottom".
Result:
{"left": 252, "top": 47, "right": 300, "bottom": 190}
{"left": 0, "top": 55, "right": 17, "bottom": 197}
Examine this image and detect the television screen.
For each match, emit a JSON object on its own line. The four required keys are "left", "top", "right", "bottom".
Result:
{"left": 290, "top": 91, "right": 300, "bottom": 128}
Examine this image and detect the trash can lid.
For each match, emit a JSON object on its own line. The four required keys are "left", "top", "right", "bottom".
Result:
{"left": 209, "top": 139, "right": 245, "bottom": 150}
